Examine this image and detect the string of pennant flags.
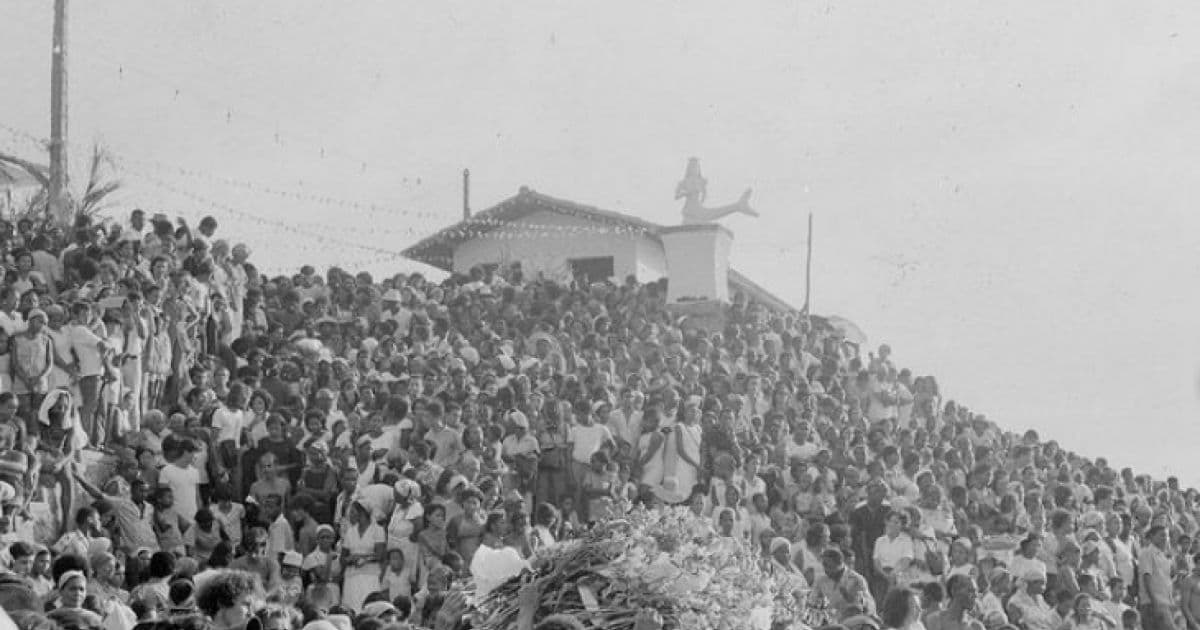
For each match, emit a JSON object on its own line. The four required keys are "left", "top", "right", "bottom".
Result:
{"left": 111, "top": 154, "right": 444, "bottom": 221}
{"left": 126, "top": 167, "right": 650, "bottom": 258}
{"left": 258, "top": 251, "right": 410, "bottom": 277}
{"left": 130, "top": 168, "right": 407, "bottom": 257}
{"left": 109, "top": 154, "right": 661, "bottom": 242}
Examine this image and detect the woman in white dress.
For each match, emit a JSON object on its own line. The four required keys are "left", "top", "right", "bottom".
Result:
{"left": 636, "top": 412, "right": 666, "bottom": 492}
{"left": 340, "top": 500, "right": 386, "bottom": 611}
{"left": 660, "top": 401, "right": 703, "bottom": 504}
{"left": 768, "top": 537, "right": 810, "bottom": 607}
{"left": 387, "top": 479, "right": 424, "bottom": 581}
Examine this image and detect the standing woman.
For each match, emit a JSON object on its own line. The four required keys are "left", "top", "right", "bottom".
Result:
{"left": 661, "top": 399, "right": 703, "bottom": 504}
{"left": 340, "top": 500, "right": 386, "bottom": 611}
{"left": 338, "top": 496, "right": 384, "bottom": 609}
{"left": 1104, "top": 512, "right": 1135, "bottom": 589}
{"left": 118, "top": 293, "right": 149, "bottom": 433}
{"left": 534, "top": 398, "right": 570, "bottom": 507}
{"left": 447, "top": 488, "right": 488, "bottom": 566}
{"left": 636, "top": 410, "right": 666, "bottom": 497}
{"left": 386, "top": 478, "right": 424, "bottom": 579}
{"left": 243, "top": 389, "right": 274, "bottom": 448}
{"left": 769, "top": 536, "right": 810, "bottom": 608}
{"left": 142, "top": 285, "right": 172, "bottom": 412}
{"left": 296, "top": 441, "right": 338, "bottom": 524}
{"left": 1006, "top": 567, "right": 1056, "bottom": 630}
{"left": 98, "top": 309, "right": 125, "bottom": 440}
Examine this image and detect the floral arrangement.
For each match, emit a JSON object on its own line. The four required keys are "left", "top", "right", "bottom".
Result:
{"left": 471, "top": 506, "right": 812, "bottom": 630}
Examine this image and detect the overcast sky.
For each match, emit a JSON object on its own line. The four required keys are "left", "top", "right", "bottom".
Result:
{"left": 4, "top": 1, "right": 1200, "bottom": 482}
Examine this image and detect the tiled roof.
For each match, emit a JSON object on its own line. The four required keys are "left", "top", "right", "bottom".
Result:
{"left": 401, "top": 187, "right": 797, "bottom": 311}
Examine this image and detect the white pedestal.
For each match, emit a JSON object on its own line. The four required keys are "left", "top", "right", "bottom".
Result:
{"left": 660, "top": 223, "right": 733, "bottom": 305}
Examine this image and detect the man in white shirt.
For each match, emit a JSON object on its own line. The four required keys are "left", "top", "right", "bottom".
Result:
{"left": 605, "top": 390, "right": 643, "bottom": 450}
{"left": 67, "top": 302, "right": 109, "bottom": 439}
{"left": 212, "top": 384, "right": 250, "bottom": 492}
{"left": 380, "top": 290, "right": 413, "bottom": 337}
{"left": 470, "top": 541, "right": 530, "bottom": 600}
{"left": 568, "top": 404, "right": 615, "bottom": 470}
{"left": 872, "top": 512, "right": 915, "bottom": 584}
{"left": 786, "top": 422, "right": 821, "bottom": 463}
{"left": 125, "top": 209, "right": 150, "bottom": 243}
{"left": 212, "top": 385, "right": 248, "bottom": 448}
{"left": 159, "top": 437, "right": 201, "bottom": 521}
{"left": 42, "top": 305, "right": 75, "bottom": 393}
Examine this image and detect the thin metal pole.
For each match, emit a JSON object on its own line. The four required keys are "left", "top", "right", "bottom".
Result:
{"left": 803, "top": 212, "right": 813, "bottom": 313}
{"left": 462, "top": 169, "right": 471, "bottom": 219}
{"left": 49, "top": 0, "right": 70, "bottom": 226}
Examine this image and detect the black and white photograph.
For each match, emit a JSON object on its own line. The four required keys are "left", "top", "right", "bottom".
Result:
{"left": 1, "top": 3, "right": 1197, "bottom": 630}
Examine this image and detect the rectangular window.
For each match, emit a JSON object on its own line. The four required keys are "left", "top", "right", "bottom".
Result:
{"left": 569, "top": 256, "right": 614, "bottom": 283}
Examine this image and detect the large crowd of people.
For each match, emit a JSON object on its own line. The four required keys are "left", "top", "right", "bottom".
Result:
{"left": 0, "top": 208, "right": 1194, "bottom": 630}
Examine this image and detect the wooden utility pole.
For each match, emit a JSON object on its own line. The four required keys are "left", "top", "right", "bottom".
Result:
{"left": 802, "top": 212, "right": 813, "bottom": 314}
{"left": 48, "top": 0, "right": 70, "bottom": 226}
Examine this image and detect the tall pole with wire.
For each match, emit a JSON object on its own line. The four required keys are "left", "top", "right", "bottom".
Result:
{"left": 802, "top": 212, "right": 813, "bottom": 314}
{"left": 48, "top": 0, "right": 70, "bottom": 227}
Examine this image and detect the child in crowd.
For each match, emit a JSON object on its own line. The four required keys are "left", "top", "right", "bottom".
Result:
{"left": 152, "top": 487, "right": 189, "bottom": 556}
{"left": 211, "top": 485, "right": 245, "bottom": 551}
{"left": 274, "top": 550, "right": 305, "bottom": 606}
{"left": 381, "top": 548, "right": 415, "bottom": 600}
{"left": 137, "top": 447, "right": 160, "bottom": 489}
{"left": 581, "top": 451, "right": 617, "bottom": 523}
{"left": 109, "top": 390, "right": 136, "bottom": 441}
{"left": 192, "top": 507, "right": 227, "bottom": 567}
{"left": 558, "top": 496, "right": 581, "bottom": 539}
{"left": 303, "top": 524, "right": 342, "bottom": 603}
{"left": 417, "top": 504, "right": 450, "bottom": 570}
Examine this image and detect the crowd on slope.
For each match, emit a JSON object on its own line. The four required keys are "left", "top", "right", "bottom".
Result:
{"left": 0, "top": 209, "right": 1195, "bottom": 630}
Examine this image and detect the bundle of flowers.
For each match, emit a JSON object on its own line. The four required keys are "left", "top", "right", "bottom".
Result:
{"left": 472, "top": 506, "right": 810, "bottom": 630}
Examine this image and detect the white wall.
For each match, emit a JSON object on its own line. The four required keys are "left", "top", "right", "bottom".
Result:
{"left": 452, "top": 210, "right": 657, "bottom": 283}
{"left": 661, "top": 225, "right": 732, "bottom": 303}
{"left": 634, "top": 235, "right": 668, "bottom": 282}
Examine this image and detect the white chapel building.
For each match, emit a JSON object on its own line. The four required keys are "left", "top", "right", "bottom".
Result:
{"left": 401, "top": 186, "right": 797, "bottom": 313}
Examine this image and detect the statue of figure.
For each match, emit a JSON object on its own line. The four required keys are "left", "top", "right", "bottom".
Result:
{"left": 675, "top": 157, "right": 758, "bottom": 225}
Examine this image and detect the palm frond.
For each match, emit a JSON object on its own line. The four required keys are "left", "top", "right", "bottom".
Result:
{"left": 14, "top": 188, "right": 49, "bottom": 222}
{"left": 72, "top": 143, "right": 121, "bottom": 218}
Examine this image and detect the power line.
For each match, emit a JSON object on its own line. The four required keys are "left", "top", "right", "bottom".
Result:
{"left": 72, "top": 39, "right": 425, "bottom": 178}
{"left": 131, "top": 168, "right": 407, "bottom": 257}
{"left": 3, "top": 121, "right": 446, "bottom": 228}
{"left": 111, "top": 154, "right": 445, "bottom": 221}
